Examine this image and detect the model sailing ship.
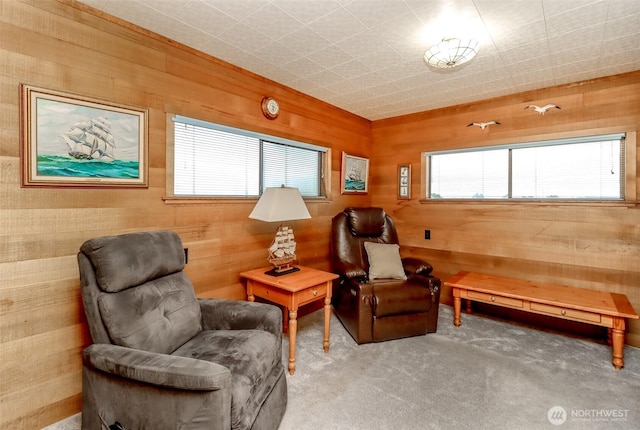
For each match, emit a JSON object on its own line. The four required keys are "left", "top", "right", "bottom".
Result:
{"left": 59, "top": 116, "right": 116, "bottom": 161}
{"left": 267, "top": 225, "right": 298, "bottom": 274}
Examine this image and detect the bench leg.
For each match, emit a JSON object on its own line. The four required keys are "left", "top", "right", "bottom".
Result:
{"left": 611, "top": 318, "right": 626, "bottom": 370}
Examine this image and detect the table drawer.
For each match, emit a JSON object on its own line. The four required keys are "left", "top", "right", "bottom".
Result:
{"left": 297, "top": 284, "right": 327, "bottom": 305}
{"left": 530, "top": 302, "right": 601, "bottom": 324}
{"left": 250, "top": 283, "right": 289, "bottom": 303}
{"left": 468, "top": 290, "right": 523, "bottom": 308}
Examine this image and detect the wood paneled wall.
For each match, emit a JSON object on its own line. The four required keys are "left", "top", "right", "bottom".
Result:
{"left": 370, "top": 72, "right": 640, "bottom": 348}
{"left": 0, "top": 1, "right": 371, "bottom": 428}
{"left": 2, "top": 1, "right": 639, "bottom": 428}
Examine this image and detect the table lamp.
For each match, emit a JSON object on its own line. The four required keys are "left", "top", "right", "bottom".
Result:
{"left": 249, "top": 185, "right": 311, "bottom": 276}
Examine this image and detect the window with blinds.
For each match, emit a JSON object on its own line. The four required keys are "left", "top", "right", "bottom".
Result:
{"left": 172, "top": 116, "right": 326, "bottom": 198}
{"left": 425, "top": 133, "right": 625, "bottom": 200}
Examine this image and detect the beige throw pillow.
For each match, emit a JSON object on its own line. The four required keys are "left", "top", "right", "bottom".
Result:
{"left": 364, "top": 242, "right": 407, "bottom": 280}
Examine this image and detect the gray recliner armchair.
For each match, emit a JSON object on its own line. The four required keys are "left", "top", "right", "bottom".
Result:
{"left": 78, "top": 230, "right": 287, "bottom": 430}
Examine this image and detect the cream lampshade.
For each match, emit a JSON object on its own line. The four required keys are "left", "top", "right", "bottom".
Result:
{"left": 249, "top": 185, "right": 311, "bottom": 276}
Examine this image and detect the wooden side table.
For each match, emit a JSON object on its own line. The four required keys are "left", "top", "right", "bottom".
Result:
{"left": 240, "top": 265, "right": 338, "bottom": 375}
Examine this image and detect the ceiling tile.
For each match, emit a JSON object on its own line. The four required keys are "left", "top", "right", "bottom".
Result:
{"left": 330, "top": 58, "right": 371, "bottom": 79}
{"left": 333, "top": 29, "right": 387, "bottom": 58}
{"left": 282, "top": 56, "right": 324, "bottom": 77}
{"left": 358, "top": 46, "right": 403, "bottom": 70}
{"left": 146, "top": 0, "right": 236, "bottom": 37}
{"left": 345, "top": 0, "right": 415, "bottom": 28}
{"left": 276, "top": 26, "right": 332, "bottom": 56}
{"left": 305, "top": 68, "right": 343, "bottom": 88}
{"left": 270, "top": 0, "right": 343, "bottom": 24}
{"left": 545, "top": 1, "right": 609, "bottom": 38}
{"left": 603, "top": 13, "right": 640, "bottom": 40}
{"left": 308, "top": 7, "right": 367, "bottom": 44}
{"left": 78, "top": 0, "right": 640, "bottom": 120}
{"left": 241, "top": 3, "right": 305, "bottom": 40}
{"left": 497, "top": 40, "right": 550, "bottom": 64}
{"left": 307, "top": 44, "right": 353, "bottom": 69}
{"left": 201, "top": 38, "right": 248, "bottom": 64}
{"left": 542, "top": 0, "right": 606, "bottom": 19}
{"left": 200, "top": 0, "right": 268, "bottom": 21}
{"left": 253, "top": 41, "right": 298, "bottom": 67}
{"left": 476, "top": 0, "right": 545, "bottom": 32}
{"left": 218, "top": 21, "right": 272, "bottom": 53}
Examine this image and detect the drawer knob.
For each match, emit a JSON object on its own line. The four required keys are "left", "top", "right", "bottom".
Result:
{"left": 491, "top": 296, "right": 496, "bottom": 302}
{"left": 561, "top": 309, "right": 566, "bottom": 316}
{"left": 313, "top": 290, "right": 318, "bottom": 296}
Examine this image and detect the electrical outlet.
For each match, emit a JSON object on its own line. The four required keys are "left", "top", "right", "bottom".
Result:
{"left": 424, "top": 230, "right": 431, "bottom": 240}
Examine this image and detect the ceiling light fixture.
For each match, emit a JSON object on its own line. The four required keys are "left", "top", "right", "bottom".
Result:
{"left": 424, "top": 38, "right": 479, "bottom": 69}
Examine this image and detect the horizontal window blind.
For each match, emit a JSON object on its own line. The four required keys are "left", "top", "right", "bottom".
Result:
{"left": 262, "top": 141, "right": 321, "bottom": 196}
{"left": 172, "top": 116, "right": 326, "bottom": 197}
{"left": 430, "top": 149, "right": 509, "bottom": 199}
{"left": 511, "top": 140, "right": 623, "bottom": 199}
{"left": 426, "top": 133, "right": 625, "bottom": 200}
{"left": 174, "top": 123, "right": 260, "bottom": 196}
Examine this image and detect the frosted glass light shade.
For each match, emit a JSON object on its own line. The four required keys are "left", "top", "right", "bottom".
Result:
{"left": 424, "top": 38, "right": 479, "bottom": 69}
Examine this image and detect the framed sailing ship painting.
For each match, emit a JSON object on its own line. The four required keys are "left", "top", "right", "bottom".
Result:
{"left": 340, "top": 152, "right": 369, "bottom": 194}
{"left": 20, "top": 84, "right": 148, "bottom": 187}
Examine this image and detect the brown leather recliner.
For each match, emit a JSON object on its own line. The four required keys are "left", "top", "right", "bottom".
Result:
{"left": 330, "top": 207, "right": 441, "bottom": 344}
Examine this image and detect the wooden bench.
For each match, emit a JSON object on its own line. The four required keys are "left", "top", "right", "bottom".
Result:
{"left": 445, "top": 271, "right": 639, "bottom": 370}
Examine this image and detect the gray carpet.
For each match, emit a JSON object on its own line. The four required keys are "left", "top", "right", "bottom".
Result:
{"left": 46, "top": 305, "right": 640, "bottom": 430}
{"left": 279, "top": 305, "right": 640, "bottom": 430}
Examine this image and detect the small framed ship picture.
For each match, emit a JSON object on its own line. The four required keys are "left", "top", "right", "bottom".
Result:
{"left": 341, "top": 151, "right": 369, "bottom": 194}
{"left": 20, "top": 84, "right": 148, "bottom": 188}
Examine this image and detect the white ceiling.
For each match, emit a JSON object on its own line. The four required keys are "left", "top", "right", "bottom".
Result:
{"left": 78, "top": 0, "right": 640, "bottom": 121}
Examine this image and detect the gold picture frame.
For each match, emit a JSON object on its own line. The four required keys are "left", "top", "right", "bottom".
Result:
{"left": 20, "top": 84, "right": 148, "bottom": 188}
{"left": 398, "top": 163, "right": 411, "bottom": 199}
{"left": 341, "top": 151, "right": 369, "bottom": 194}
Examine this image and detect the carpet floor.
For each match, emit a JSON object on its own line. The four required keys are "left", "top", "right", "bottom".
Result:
{"left": 46, "top": 305, "right": 640, "bottom": 430}
{"left": 278, "top": 305, "right": 640, "bottom": 430}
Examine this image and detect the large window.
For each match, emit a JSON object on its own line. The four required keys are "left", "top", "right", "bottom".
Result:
{"left": 426, "top": 133, "right": 626, "bottom": 200}
{"left": 171, "top": 115, "right": 327, "bottom": 198}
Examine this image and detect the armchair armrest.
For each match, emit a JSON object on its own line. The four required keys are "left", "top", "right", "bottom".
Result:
{"left": 402, "top": 257, "right": 433, "bottom": 277}
{"left": 336, "top": 262, "right": 368, "bottom": 281}
{"left": 83, "top": 344, "right": 230, "bottom": 391}
{"left": 199, "top": 298, "right": 282, "bottom": 338}
{"left": 401, "top": 257, "right": 440, "bottom": 302}
{"left": 343, "top": 278, "right": 374, "bottom": 298}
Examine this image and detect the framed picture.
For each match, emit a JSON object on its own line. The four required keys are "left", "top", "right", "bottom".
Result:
{"left": 341, "top": 152, "right": 369, "bottom": 194}
{"left": 20, "top": 84, "right": 148, "bottom": 188}
{"left": 398, "top": 163, "right": 411, "bottom": 199}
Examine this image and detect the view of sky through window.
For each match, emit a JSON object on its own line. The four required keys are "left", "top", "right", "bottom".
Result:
{"left": 428, "top": 136, "right": 623, "bottom": 200}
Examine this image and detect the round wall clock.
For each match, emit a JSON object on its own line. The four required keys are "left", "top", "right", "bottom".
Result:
{"left": 261, "top": 96, "right": 280, "bottom": 119}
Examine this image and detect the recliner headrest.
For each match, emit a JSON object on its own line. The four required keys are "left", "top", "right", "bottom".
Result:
{"left": 344, "top": 207, "right": 386, "bottom": 237}
{"left": 80, "top": 230, "right": 185, "bottom": 293}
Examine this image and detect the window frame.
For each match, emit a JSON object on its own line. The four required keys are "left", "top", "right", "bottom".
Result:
{"left": 420, "top": 131, "right": 636, "bottom": 205}
{"left": 165, "top": 114, "right": 331, "bottom": 203}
